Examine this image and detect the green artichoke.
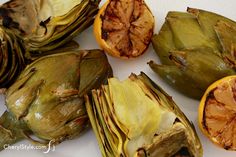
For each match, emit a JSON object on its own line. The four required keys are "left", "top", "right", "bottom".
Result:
{"left": 85, "top": 72, "right": 203, "bottom": 157}
{"left": 0, "top": 49, "right": 112, "bottom": 150}
{"left": 0, "top": 27, "right": 26, "bottom": 88}
{"left": 149, "top": 8, "right": 236, "bottom": 99}
{"left": 0, "top": 0, "right": 100, "bottom": 52}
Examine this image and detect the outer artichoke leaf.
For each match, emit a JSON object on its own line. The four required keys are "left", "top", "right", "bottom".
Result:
{"left": 85, "top": 94, "right": 107, "bottom": 157}
{"left": 214, "top": 20, "right": 236, "bottom": 68}
{"left": 170, "top": 49, "right": 236, "bottom": 90}
{"left": 149, "top": 46, "right": 236, "bottom": 99}
{"left": 0, "top": 111, "right": 30, "bottom": 151}
{"left": 100, "top": 88, "right": 125, "bottom": 155}
{"left": 28, "top": 40, "right": 80, "bottom": 60}
{"left": 0, "top": 54, "right": 2, "bottom": 67}
{"left": 0, "top": 43, "right": 9, "bottom": 82}
{"left": 29, "top": 97, "right": 87, "bottom": 140}
{"left": 91, "top": 90, "right": 113, "bottom": 155}
{"left": 187, "top": 7, "right": 236, "bottom": 49}
{"left": 166, "top": 13, "right": 218, "bottom": 52}
{"left": 6, "top": 68, "right": 35, "bottom": 97}
{"left": 78, "top": 50, "right": 112, "bottom": 96}
{"left": 1, "top": 63, "right": 18, "bottom": 90}
{"left": 86, "top": 87, "right": 125, "bottom": 157}
{"left": 100, "top": 86, "right": 123, "bottom": 155}
{"left": 0, "top": 27, "right": 26, "bottom": 88}
{"left": 148, "top": 61, "right": 203, "bottom": 99}
{"left": 151, "top": 22, "right": 176, "bottom": 65}
{"left": 102, "top": 85, "right": 126, "bottom": 156}
{"left": 167, "top": 11, "right": 194, "bottom": 19}
{"left": 1, "top": 35, "right": 20, "bottom": 87}
{"left": 27, "top": 15, "right": 95, "bottom": 52}
{"left": 0, "top": 46, "right": 8, "bottom": 78}
{"left": 6, "top": 79, "right": 43, "bottom": 120}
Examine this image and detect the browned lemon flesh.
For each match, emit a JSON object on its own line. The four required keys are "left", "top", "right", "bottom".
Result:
{"left": 203, "top": 78, "right": 236, "bottom": 150}
{"left": 101, "top": 0, "right": 154, "bottom": 58}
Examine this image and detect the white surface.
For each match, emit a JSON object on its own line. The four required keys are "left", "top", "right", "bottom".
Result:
{"left": 0, "top": 0, "right": 236, "bottom": 157}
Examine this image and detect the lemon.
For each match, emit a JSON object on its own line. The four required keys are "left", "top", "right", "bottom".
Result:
{"left": 94, "top": 0, "right": 154, "bottom": 59}
{"left": 199, "top": 75, "right": 236, "bottom": 150}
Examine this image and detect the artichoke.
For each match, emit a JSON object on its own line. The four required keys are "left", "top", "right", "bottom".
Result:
{"left": 0, "top": 27, "right": 25, "bottom": 88}
{"left": 0, "top": 0, "right": 100, "bottom": 52}
{"left": 85, "top": 72, "right": 203, "bottom": 157}
{"left": 149, "top": 8, "right": 236, "bottom": 99}
{"left": 0, "top": 49, "right": 112, "bottom": 150}
{"left": 0, "top": 0, "right": 100, "bottom": 88}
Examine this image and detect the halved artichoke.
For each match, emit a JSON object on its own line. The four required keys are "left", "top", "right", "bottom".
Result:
{"left": 85, "top": 72, "right": 203, "bottom": 157}
{"left": 0, "top": 49, "right": 112, "bottom": 150}
{"left": 149, "top": 8, "right": 236, "bottom": 99}
{"left": 0, "top": 27, "right": 26, "bottom": 88}
{"left": 0, "top": 0, "right": 100, "bottom": 52}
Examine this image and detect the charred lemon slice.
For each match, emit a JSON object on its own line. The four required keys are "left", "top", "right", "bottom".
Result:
{"left": 94, "top": 0, "right": 154, "bottom": 59}
{"left": 199, "top": 75, "right": 236, "bottom": 150}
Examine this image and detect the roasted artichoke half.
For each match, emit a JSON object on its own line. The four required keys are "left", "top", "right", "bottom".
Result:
{"left": 85, "top": 72, "right": 203, "bottom": 157}
{"left": 149, "top": 8, "right": 236, "bottom": 99}
{"left": 0, "top": 49, "right": 112, "bottom": 150}
{"left": 0, "top": 0, "right": 100, "bottom": 52}
{"left": 0, "top": 27, "right": 25, "bottom": 88}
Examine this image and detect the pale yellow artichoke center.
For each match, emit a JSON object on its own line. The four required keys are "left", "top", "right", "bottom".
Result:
{"left": 109, "top": 78, "right": 176, "bottom": 156}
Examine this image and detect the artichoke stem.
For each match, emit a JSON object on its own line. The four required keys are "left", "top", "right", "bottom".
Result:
{"left": 0, "top": 111, "right": 28, "bottom": 151}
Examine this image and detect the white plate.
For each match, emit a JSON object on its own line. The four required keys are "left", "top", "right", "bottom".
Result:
{"left": 0, "top": 0, "right": 236, "bottom": 156}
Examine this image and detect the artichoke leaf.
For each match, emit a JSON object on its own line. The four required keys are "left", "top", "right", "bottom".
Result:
{"left": 85, "top": 95, "right": 108, "bottom": 157}
{"left": 151, "top": 22, "right": 176, "bottom": 65}
{"left": 28, "top": 40, "right": 80, "bottom": 60}
{"left": 78, "top": 50, "right": 113, "bottom": 97}
{"left": 102, "top": 85, "right": 126, "bottom": 155}
{"left": 0, "top": 112, "right": 30, "bottom": 151}
{"left": 148, "top": 61, "right": 203, "bottom": 99}
{"left": 187, "top": 8, "right": 236, "bottom": 43}
{"left": 7, "top": 79, "right": 44, "bottom": 120}
{"left": 0, "top": 27, "right": 26, "bottom": 88}
{"left": 94, "top": 90, "right": 119, "bottom": 156}
{"left": 214, "top": 20, "right": 236, "bottom": 68}
{"left": 166, "top": 13, "right": 218, "bottom": 53}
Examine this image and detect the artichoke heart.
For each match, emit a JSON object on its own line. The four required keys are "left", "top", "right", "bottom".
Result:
{"left": 0, "top": 0, "right": 100, "bottom": 52}
{"left": 85, "top": 72, "right": 202, "bottom": 157}
{"left": 0, "top": 49, "right": 112, "bottom": 150}
{"left": 149, "top": 8, "right": 236, "bottom": 99}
